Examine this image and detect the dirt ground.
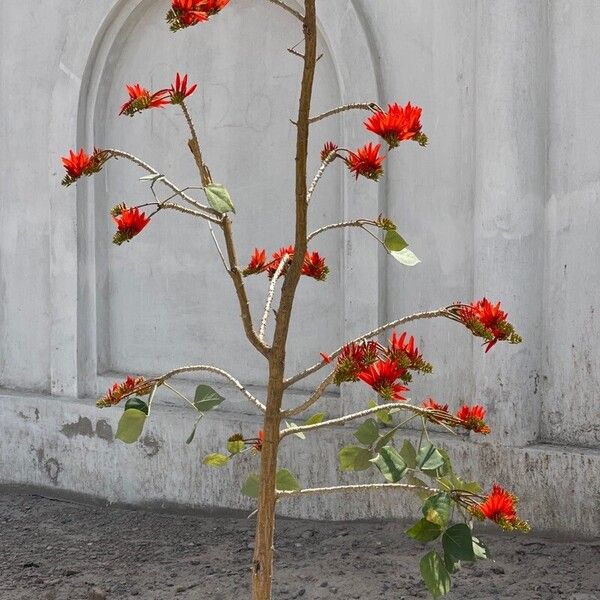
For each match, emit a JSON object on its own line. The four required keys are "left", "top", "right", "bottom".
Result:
{"left": 0, "top": 491, "right": 598, "bottom": 600}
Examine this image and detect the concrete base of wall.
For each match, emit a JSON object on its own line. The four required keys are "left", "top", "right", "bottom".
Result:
{"left": 1, "top": 390, "right": 598, "bottom": 537}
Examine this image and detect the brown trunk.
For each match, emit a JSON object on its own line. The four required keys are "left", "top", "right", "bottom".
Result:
{"left": 251, "top": 3, "right": 317, "bottom": 599}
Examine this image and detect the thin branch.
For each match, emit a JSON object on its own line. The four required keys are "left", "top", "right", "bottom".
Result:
{"left": 267, "top": 0, "right": 304, "bottom": 21}
{"left": 284, "top": 308, "right": 450, "bottom": 388}
{"left": 308, "top": 102, "right": 380, "bottom": 125}
{"left": 307, "top": 219, "right": 377, "bottom": 242}
{"left": 306, "top": 158, "right": 331, "bottom": 204}
{"left": 259, "top": 254, "right": 290, "bottom": 343}
{"left": 106, "top": 148, "right": 221, "bottom": 223}
{"left": 280, "top": 401, "right": 461, "bottom": 437}
{"left": 222, "top": 217, "right": 271, "bottom": 357}
{"left": 163, "top": 381, "right": 196, "bottom": 410}
{"left": 160, "top": 202, "right": 212, "bottom": 218}
{"left": 283, "top": 371, "right": 335, "bottom": 417}
{"left": 157, "top": 364, "right": 266, "bottom": 412}
{"left": 276, "top": 482, "right": 439, "bottom": 499}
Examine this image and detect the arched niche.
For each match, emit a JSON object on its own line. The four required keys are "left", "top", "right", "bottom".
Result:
{"left": 49, "top": 0, "right": 380, "bottom": 407}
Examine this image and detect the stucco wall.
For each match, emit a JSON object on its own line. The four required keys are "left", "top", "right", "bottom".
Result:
{"left": 1, "top": 0, "right": 599, "bottom": 535}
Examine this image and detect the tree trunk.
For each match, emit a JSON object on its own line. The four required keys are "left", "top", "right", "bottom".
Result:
{"left": 251, "top": 372, "right": 284, "bottom": 600}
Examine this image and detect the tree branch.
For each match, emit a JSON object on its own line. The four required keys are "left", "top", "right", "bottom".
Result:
{"left": 259, "top": 254, "right": 290, "bottom": 343}
{"left": 284, "top": 308, "right": 450, "bottom": 388}
{"left": 307, "top": 219, "right": 377, "bottom": 242}
{"left": 308, "top": 102, "right": 380, "bottom": 125}
{"left": 282, "top": 371, "right": 335, "bottom": 417}
{"left": 280, "top": 401, "right": 462, "bottom": 437}
{"left": 156, "top": 364, "right": 266, "bottom": 412}
{"left": 106, "top": 148, "right": 221, "bottom": 223}
{"left": 267, "top": 0, "right": 304, "bottom": 21}
{"left": 276, "top": 482, "right": 439, "bottom": 499}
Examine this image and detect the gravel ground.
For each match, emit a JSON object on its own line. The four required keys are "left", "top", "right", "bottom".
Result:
{"left": 0, "top": 490, "right": 598, "bottom": 600}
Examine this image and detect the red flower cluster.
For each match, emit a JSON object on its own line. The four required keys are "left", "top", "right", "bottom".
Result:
{"left": 112, "top": 206, "right": 151, "bottom": 245}
{"left": 365, "top": 102, "right": 427, "bottom": 148}
{"left": 387, "top": 331, "right": 432, "bottom": 381}
{"left": 170, "top": 72, "right": 197, "bottom": 104}
{"left": 422, "top": 398, "right": 449, "bottom": 412}
{"left": 97, "top": 375, "right": 150, "bottom": 408}
{"left": 456, "top": 298, "right": 522, "bottom": 352}
{"left": 471, "top": 484, "right": 530, "bottom": 532}
{"left": 330, "top": 331, "right": 432, "bottom": 398}
{"left": 253, "top": 430, "right": 264, "bottom": 452}
{"left": 243, "top": 246, "right": 329, "bottom": 282}
{"left": 456, "top": 404, "right": 491, "bottom": 434}
{"left": 332, "top": 340, "right": 379, "bottom": 385}
{"left": 167, "top": 0, "right": 230, "bottom": 31}
{"left": 320, "top": 141, "right": 339, "bottom": 162}
{"left": 347, "top": 143, "right": 385, "bottom": 181}
{"left": 61, "top": 148, "right": 109, "bottom": 187}
{"left": 119, "top": 84, "right": 170, "bottom": 116}
{"left": 358, "top": 358, "right": 409, "bottom": 401}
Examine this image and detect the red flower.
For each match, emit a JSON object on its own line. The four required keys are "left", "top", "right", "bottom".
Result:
{"left": 267, "top": 246, "right": 295, "bottom": 278}
{"left": 170, "top": 72, "right": 197, "bottom": 104}
{"left": 243, "top": 248, "right": 267, "bottom": 276}
{"left": 458, "top": 298, "right": 521, "bottom": 352}
{"left": 61, "top": 148, "right": 109, "bottom": 186}
{"left": 112, "top": 207, "right": 151, "bottom": 245}
{"left": 97, "top": 375, "right": 149, "bottom": 408}
{"left": 167, "top": 0, "right": 230, "bottom": 31}
{"left": 333, "top": 341, "right": 379, "bottom": 385}
{"left": 386, "top": 331, "right": 432, "bottom": 379}
{"left": 422, "top": 398, "right": 449, "bottom": 413}
{"left": 364, "top": 102, "right": 427, "bottom": 148}
{"left": 320, "top": 141, "right": 338, "bottom": 162}
{"left": 358, "top": 358, "right": 409, "bottom": 401}
{"left": 456, "top": 404, "right": 491, "bottom": 434}
{"left": 119, "top": 84, "right": 170, "bottom": 116}
{"left": 472, "top": 484, "right": 529, "bottom": 532}
{"left": 302, "top": 251, "right": 329, "bottom": 281}
{"left": 347, "top": 143, "right": 385, "bottom": 181}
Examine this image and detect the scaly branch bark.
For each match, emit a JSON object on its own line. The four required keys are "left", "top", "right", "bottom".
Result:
{"left": 308, "top": 102, "right": 380, "bottom": 124}
{"left": 276, "top": 482, "right": 440, "bottom": 499}
{"left": 284, "top": 308, "right": 450, "bottom": 388}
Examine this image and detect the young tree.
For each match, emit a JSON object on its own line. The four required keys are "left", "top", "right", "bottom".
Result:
{"left": 60, "top": 2, "right": 528, "bottom": 598}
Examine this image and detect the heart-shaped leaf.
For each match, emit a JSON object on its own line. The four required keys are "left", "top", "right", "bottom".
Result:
{"left": 422, "top": 492, "right": 453, "bottom": 527}
{"left": 115, "top": 408, "right": 147, "bottom": 444}
{"left": 276, "top": 469, "right": 301, "bottom": 491}
{"left": 194, "top": 385, "right": 225, "bottom": 412}
{"left": 420, "top": 551, "right": 451, "bottom": 599}
{"left": 338, "top": 446, "right": 373, "bottom": 472}
{"left": 442, "top": 524, "right": 475, "bottom": 562}
{"left": 384, "top": 229, "right": 409, "bottom": 252}
{"left": 354, "top": 418, "right": 379, "bottom": 445}
{"left": 241, "top": 473, "right": 260, "bottom": 498}
{"left": 406, "top": 518, "right": 442, "bottom": 543}
{"left": 203, "top": 453, "right": 230, "bottom": 467}
{"left": 204, "top": 184, "right": 235, "bottom": 214}
{"left": 371, "top": 445, "right": 407, "bottom": 482}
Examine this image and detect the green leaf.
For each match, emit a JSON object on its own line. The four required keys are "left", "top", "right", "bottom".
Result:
{"left": 186, "top": 415, "right": 204, "bottom": 444}
{"left": 115, "top": 408, "right": 147, "bottom": 444}
{"left": 193, "top": 385, "right": 225, "bottom": 412}
{"left": 338, "top": 446, "right": 373, "bottom": 472}
{"left": 124, "top": 397, "right": 149, "bottom": 415}
{"left": 284, "top": 421, "right": 306, "bottom": 440}
{"left": 384, "top": 229, "right": 409, "bottom": 252}
{"left": 203, "top": 453, "right": 230, "bottom": 467}
{"left": 227, "top": 439, "right": 245, "bottom": 454}
{"left": 368, "top": 399, "right": 393, "bottom": 426}
{"left": 417, "top": 443, "right": 446, "bottom": 472}
{"left": 472, "top": 535, "right": 490, "bottom": 560}
{"left": 399, "top": 439, "right": 417, "bottom": 469}
{"left": 434, "top": 448, "right": 453, "bottom": 477}
{"left": 241, "top": 473, "right": 260, "bottom": 498}
{"left": 422, "top": 493, "right": 452, "bottom": 527}
{"left": 390, "top": 247, "right": 421, "bottom": 267}
{"left": 305, "top": 412, "right": 327, "bottom": 425}
{"left": 442, "top": 524, "right": 475, "bottom": 562}
{"left": 373, "top": 424, "right": 401, "bottom": 452}
{"left": 420, "top": 551, "right": 451, "bottom": 599}
{"left": 406, "top": 518, "right": 442, "bottom": 543}
{"left": 354, "top": 418, "right": 379, "bottom": 445}
{"left": 371, "top": 446, "right": 407, "bottom": 482}
{"left": 204, "top": 183, "right": 235, "bottom": 214}
{"left": 276, "top": 469, "right": 301, "bottom": 491}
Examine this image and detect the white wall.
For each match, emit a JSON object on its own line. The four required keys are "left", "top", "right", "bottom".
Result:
{"left": 1, "top": 0, "right": 599, "bottom": 534}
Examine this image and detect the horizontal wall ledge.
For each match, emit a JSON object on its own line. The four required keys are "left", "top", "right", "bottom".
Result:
{"left": 0, "top": 390, "right": 598, "bottom": 537}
